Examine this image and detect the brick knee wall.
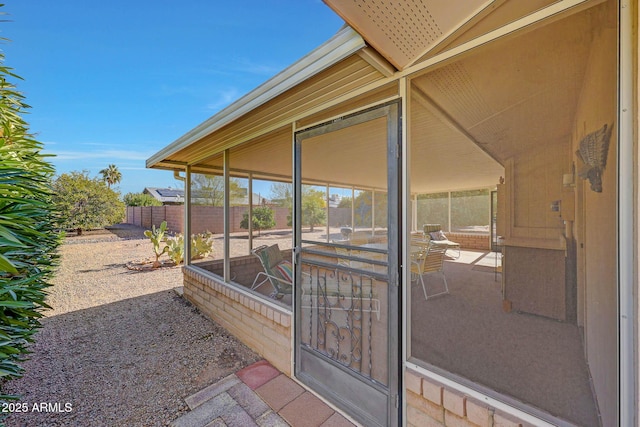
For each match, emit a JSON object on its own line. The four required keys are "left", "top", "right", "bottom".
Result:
{"left": 405, "top": 368, "right": 530, "bottom": 427}
{"left": 447, "top": 233, "right": 491, "bottom": 251}
{"left": 183, "top": 267, "right": 292, "bottom": 375}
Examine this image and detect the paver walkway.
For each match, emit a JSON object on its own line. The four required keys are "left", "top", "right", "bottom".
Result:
{"left": 171, "top": 360, "right": 357, "bottom": 427}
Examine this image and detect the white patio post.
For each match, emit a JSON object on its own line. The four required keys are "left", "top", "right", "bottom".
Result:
{"left": 371, "top": 190, "right": 376, "bottom": 236}
{"left": 184, "top": 165, "right": 191, "bottom": 265}
{"left": 351, "top": 187, "right": 355, "bottom": 231}
{"left": 248, "top": 173, "right": 253, "bottom": 252}
{"left": 412, "top": 193, "right": 418, "bottom": 233}
{"left": 448, "top": 191, "right": 452, "bottom": 232}
{"left": 400, "top": 74, "right": 411, "bottom": 427}
{"left": 326, "top": 184, "right": 330, "bottom": 242}
{"left": 618, "top": 1, "right": 635, "bottom": 424}
{"left": 223, "top": 149, "right": 230, "bottom": 282}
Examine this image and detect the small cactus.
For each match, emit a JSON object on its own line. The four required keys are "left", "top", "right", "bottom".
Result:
{"left": 144, "top": 221, "right": 169, "bottom": 268}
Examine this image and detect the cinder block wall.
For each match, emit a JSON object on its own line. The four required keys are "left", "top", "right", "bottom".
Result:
{"left": 126, "top": 206, "right": 143, "bottom": 227}
{"left": 165, "top": 206, "right": 184, "bottom": 233}
{"left": 126, "top": 205, "right": 291, "bottom": 235}
{"left": 183, "top": 267, "right": 292, "bottom": 375}
{"left": 194, "top": 255, "right": 264, "bottom": 288}
{"left": 405, "top": 368, "right": 528, "bottom": 427}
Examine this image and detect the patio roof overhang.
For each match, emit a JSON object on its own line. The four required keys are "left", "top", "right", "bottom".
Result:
{"left": 147, "top": 0, "right": 608, "bottom": 195}
{"left": 322, "top": 0, "right": 572, "bottom": 70}
{"left": 146, "top": 25, "right": 390, "bottom": 173}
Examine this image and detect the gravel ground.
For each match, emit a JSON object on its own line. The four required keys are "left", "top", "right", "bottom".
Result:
{"left": 1, "top": 224, "right": 260, "bottom": 427}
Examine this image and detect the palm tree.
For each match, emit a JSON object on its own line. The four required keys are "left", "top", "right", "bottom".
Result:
{"left": 99, "top": 164, "right": 122, "bottom": 188}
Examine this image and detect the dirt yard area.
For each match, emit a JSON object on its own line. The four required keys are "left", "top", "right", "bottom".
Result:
{"left": 1, "top": 224, "right": 260, "bottom": 427}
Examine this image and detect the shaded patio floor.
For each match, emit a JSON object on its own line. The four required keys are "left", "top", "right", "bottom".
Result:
{"left": 411, "top": 250, "right": 599, "bottom": 427}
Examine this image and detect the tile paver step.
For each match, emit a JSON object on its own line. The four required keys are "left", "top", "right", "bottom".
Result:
{"left": 172, "top": 392, "right": 238, "bottom": 427}
{"left": 186, "top": 374, "right": 241, "bottom": 410}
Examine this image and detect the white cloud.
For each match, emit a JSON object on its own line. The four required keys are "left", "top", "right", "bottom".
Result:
{"left": 232, "top": 58, "right": 284, "bottom": 76}
{"left": 119, "top": 166, "right": 151, "bottom": 171}
{"left": 206, "top": 88, "right": 241, "bottom": 111}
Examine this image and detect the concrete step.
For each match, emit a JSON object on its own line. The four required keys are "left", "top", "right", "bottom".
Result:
{"left": 172, "top": 372, "right": 288, "bottom": 427}
{"left": 186, "top": 374, "right": 240, "bottom": 410}
{"left": 171, "top": 392, "right": 239, "bottom": 427}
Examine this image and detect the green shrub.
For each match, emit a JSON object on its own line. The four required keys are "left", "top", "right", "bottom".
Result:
{"left": 239, "top": 206, "right": 275, "bottom": 236}
{"left": 51, "top": 171, "right": 125, "bottom": 234}
{"left": 123, "top": 192, "right": 162, "bottom": 207}
{"left": 0, "top": 50, "right": 60, "bottom": 400}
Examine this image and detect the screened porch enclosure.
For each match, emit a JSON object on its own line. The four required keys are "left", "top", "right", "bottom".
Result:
{"left": 148, "top": 1, "right": 620, "bottom": 425}
{"left": 406, "top": 3, "right": 617, "bottom": 426}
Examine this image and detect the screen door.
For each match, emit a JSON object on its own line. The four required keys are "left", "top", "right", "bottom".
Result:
{"left": 294, "top": 102, "right": 400, "bottom": 427}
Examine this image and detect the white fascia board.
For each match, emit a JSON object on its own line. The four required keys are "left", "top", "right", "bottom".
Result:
{"left": 147, "top": 26, "right": 366, "bottom": 169}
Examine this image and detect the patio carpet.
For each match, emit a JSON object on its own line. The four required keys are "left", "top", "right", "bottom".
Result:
{"left": 410, "top": 252, "right": 599, "bottom": 427}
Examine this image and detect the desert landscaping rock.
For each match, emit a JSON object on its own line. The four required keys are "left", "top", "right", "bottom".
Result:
{"left": 2, "top": 224, "right": 260, "bottom": 427}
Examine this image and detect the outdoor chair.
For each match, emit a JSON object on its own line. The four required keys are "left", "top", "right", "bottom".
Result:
{"left": 411, "top": 242, "right": 449, "bottom": 300}
{"left": 332, "top": 241, "right": 353, "bottom": 269}
{"left": 251, "top": 244, "right": 293, "bottom": 299}
{"left": 422, "top": 224, "right": 461, "bottom": 259}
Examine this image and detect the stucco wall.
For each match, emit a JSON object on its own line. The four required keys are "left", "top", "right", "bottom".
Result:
{"left": 572, "top": 5, "right": 618, "bottom": 425}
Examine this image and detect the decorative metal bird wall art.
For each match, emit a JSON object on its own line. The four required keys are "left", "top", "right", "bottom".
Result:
{"left": 576, "top": 123, "right": 613, "bottom": 192}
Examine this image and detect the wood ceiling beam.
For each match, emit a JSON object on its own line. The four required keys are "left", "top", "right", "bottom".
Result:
{"left": 411, "top": 85, "right": 503, "bottom": 166}
{"left": 401, "top": 0, "right": 605, "bottom": 78}
{"left": 407, "top": 0, "right": 508, "bottom": 68}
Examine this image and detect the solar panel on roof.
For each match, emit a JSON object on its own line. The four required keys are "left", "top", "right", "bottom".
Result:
{"left": 156, "top": 189, "right": 184, "bottom": 197}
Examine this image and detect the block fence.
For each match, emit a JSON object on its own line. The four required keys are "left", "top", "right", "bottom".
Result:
{"left": 125, "top": 205, "right": 291, "bottom": 234}
{"left": 182, "top": 266, "right": 292, "bottom": 375}
{"left": 126, "top": 207, "right": 491, "bottom": 250}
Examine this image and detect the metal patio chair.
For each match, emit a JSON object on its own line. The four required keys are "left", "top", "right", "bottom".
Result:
{"left": 411, "top": 242, "right": 449, "bottom": 300}
{"left": 251, "top": 244, "right": 293, "bottom": 299}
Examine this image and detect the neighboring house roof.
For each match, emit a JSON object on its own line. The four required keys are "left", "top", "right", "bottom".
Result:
{"left": 143, "top": 187, "right": 270, "bottom": 206}
{"left": 144, "top": 187, "right": 185, "bottom": 204}
{"left": 233, "top": 193, "right": 271, "bottom": 206}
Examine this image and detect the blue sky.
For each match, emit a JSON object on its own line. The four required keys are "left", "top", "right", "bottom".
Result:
{"left": 2, "top": 1, "right": 344, "bottom": 195}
